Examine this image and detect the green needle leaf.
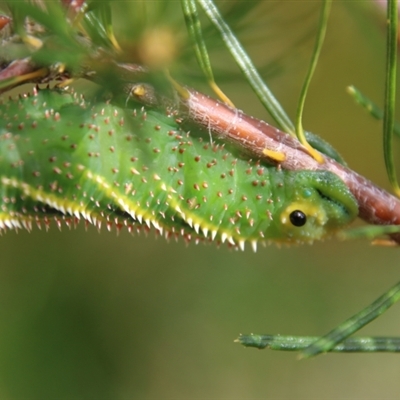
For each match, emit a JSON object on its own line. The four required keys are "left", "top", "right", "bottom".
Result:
{"left": 237, "top": 334, "right": 400, "bottom": 353}
{"left": 347, "top": 85, "right": 400, "bottom": 137}
{"left": 237, "top": 280, "right": 400, "bottom": 355}
{"left": 302, "top": 280, "right": 400, "bottom": 357}
{"left": 181, "top": 0, "right": 215, "bottom": 84}
{"left": 295, "top": 0, "right": 332, "bottom": 163}
{"left": 181, "top": 0, "right": 233, "bottom": 106}
{"left": 383, "top": 0, "right": 400, "bottom": 196}
{"left": 196, "top": 0, "right": 295, "bottom": 135}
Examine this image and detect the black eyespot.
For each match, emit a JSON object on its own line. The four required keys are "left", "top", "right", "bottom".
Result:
{"left": 289, "top": 210, "right": 307, "bottom": 227}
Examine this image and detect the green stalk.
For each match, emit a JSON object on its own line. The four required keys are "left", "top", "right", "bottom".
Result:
{"left": 237, "top": 280, "right": 400, "bottom": 356}
{"left": 181, "top": 0, "right": 233, "bottom": 106}
{"left": 237, "top": 334, "right": 400, "bottom": 353}
{"left": 302, "top": 280, "right": 400, "bottom": 357}
{"left": 383, "top": 0, "right": 400, "bottom": 196}
{"left": 295, "top": 0, "right": 332, "bottom": 163}
{"left": 196, "top": 0, "right": 295, "bottom": 135}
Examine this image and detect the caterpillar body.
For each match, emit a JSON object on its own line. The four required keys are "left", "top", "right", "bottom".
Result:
{"left": 0, "top": 87, "right": 358, "bottom": 250}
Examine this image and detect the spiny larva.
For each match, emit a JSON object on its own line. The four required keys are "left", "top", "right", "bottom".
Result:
{"left": 0, "top": 87, "right": 358, "bottom": 250}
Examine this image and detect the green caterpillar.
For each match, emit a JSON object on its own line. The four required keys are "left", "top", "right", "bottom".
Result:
{"left": 0, "top": 87, "right": 358, "bottom": 250}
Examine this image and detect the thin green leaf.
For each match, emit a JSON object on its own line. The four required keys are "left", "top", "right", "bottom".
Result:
{"left": 295, "top": 0, "right": 331, "bottom": 163}
{"left": 84, "top": 0, "right": 121, "bottom": 51}
{"left": 181, "top": 0, "right": 215, "bottom": 83}
{"left": 348, "top": 85, "right": 384, "bottom": 120}
{"left": 301, "top": 280, "right": 400, "bottom": 357}
{"left": 237, "top": 280, "right": 400, "bottom": 355}
{"left": 237, "top": 334, "right": 400, "bottom": 353}
{"left": 196, "top": 0, "right": 295, "bottom": 135}
{"left": 338, "top": 224, "right": 400, "bottom": 241}
{"left": 181, "top": 0, "right": 233, "bottom": 106}
{"left": 383, "top": 0, "right": 400, "bottom": 195}
{"left": 347, "top": 85, "right": 400, "bottom": 137}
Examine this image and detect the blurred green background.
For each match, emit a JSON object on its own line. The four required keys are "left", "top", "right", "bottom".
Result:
{"left": 1, "top": 1, "right": 400, "bottom": 399}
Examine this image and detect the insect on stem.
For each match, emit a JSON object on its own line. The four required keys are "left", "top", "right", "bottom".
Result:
{"left": 177, "top": 85, "right": 400, "bottom": 242}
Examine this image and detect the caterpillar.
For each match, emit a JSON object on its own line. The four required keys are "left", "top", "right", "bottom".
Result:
{"left": 0, "top": 87, "right": 358, "bottom": 250}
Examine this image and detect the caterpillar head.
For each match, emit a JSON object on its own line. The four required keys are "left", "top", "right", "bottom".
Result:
{"left": 278, "top": 171, "right": 358, "bottom": 242}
